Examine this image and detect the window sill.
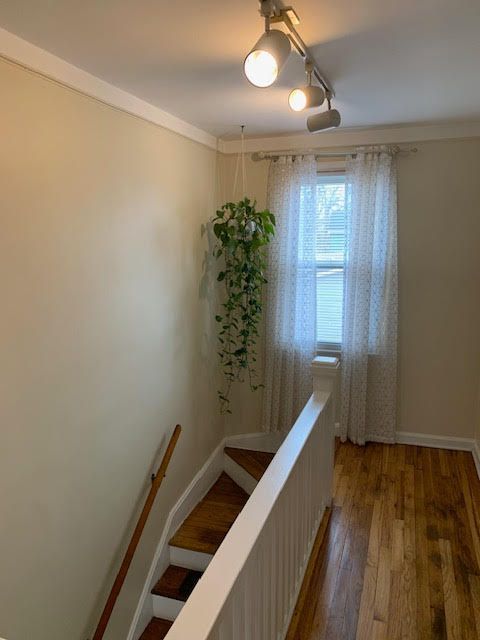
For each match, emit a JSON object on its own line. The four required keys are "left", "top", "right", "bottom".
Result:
{"left": 317, "top": 347, "right": 341, "bottom": 359}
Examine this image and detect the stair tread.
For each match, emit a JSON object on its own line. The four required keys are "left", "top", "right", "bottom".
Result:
{"left": 139, "top": 617, "right": 172, "bottom": 640}
{"left": 224, "top": 447, "right": 275, "bottom": 481}
{"left": 152, "top": 564, "right": 203, "bottom": 601}
{"left": 169, "top": 472, "right": 249, "bottom": 555}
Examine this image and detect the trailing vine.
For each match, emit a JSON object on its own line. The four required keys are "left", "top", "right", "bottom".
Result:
{"left": 212, "top": 197, "right": 276, "bottom": 414}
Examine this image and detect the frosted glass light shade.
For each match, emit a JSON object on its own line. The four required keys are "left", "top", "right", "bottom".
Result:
{"left": 244, "top": 30, "right": 291, "bottom": 88}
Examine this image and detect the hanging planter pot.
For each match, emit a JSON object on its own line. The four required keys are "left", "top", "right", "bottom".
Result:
{"left": 212, "top": 197, "right": 275, "bottom": 414}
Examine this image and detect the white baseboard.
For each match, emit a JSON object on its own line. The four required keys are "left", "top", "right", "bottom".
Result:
{"left": 335, "top": 422, "right": 475, "bottom": 452}
{"left": 335, "top": 423, "right": 480, "bottom": 480}
{"left": 395, "top": 431, "right": 474, "bottom": 452}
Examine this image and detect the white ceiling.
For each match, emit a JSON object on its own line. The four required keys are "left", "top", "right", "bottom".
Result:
{"left": 1, "top": 0, "right": 480, "bottom": 138}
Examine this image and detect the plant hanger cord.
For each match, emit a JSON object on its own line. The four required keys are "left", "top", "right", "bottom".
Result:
{"left": 212, "top": 126, "right": 275, "bottom": 413}
{"left": 233, "top": 125, "right": 247, "bottom": 199}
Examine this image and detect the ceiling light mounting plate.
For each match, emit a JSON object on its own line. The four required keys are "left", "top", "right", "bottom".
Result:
{"left": 284, "top": 6, "right": 300, "bottom": 25}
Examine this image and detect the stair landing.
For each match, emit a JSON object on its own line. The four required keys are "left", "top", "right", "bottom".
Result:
{"left": 169, "top": 472, "right": 249, "bottom": 555}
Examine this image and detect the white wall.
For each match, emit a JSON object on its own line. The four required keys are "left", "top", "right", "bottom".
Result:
{"left": 0, "top": 58, "right": 224, "bottom": 640}
{"left": 220, "top": 138, "right": 480, "bottom": 440}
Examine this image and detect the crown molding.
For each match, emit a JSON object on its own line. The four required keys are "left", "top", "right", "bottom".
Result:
{"left": 0, "top": 27, "right": 218, "bottom": 150}
{"left": 219, "top": 120, "right": 480, "bottom": 154}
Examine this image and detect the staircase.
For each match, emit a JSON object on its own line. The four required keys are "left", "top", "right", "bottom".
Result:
{"left": 139, "top": 448, "right": 274, "bottom": 640}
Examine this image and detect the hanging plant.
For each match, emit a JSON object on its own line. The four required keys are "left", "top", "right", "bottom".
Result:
{"left": 212, "top": 197, "right": 276, "bottom": 414}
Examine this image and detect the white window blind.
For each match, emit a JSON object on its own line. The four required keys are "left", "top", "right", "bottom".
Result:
{"left": 315, "top": 174, "right": 346, "bottom": 350}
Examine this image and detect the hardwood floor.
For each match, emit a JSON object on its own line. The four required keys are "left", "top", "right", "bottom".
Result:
{"left": 288, "top": 441, "right": 480, "bottom": 640}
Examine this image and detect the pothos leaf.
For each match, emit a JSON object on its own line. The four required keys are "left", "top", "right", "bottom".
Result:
{"left": 211, "top": 198, "right": 276, "bottom": 414}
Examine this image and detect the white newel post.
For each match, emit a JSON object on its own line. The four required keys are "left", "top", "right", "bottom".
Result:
{"left": 311, "top": 356, "right": 340, "bottom": 505}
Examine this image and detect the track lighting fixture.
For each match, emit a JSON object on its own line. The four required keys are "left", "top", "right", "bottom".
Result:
{"left": 288, "top": 61, "right": 325, "bottom": 111}
{"left": 306, "top": 107, "right": 341, "bottom": 132}
{"left": 244, "top": 0, "right": 340, "bottom": 133}
{"left": 244, "top": 29, "right": 291, "bottom": 88}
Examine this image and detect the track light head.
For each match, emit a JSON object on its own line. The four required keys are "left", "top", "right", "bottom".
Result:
{"left": 306, "top": 108, "right": 341, "bottom": 132}
{"left": 244, "top": 29, "right": 291, "bottom": 88}
{"left": 288, "top": 85, "right": 325, "bottom": 111}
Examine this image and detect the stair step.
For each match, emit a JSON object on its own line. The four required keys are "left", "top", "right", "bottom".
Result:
{"left": 169, "top": 472, "right": 249, "bottom": 555}
{"left": 139, "top": 617, "right": 172, "bottom": 640}
{"left": 224, "top": 447, "right": 275, "bottom": 481}
{"left": 152, "top": 565, "right": 203, "bottom": 601}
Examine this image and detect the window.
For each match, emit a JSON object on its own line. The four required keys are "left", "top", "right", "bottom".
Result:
{"left": 315, "top": 173, "right": 346, "bottom": 351}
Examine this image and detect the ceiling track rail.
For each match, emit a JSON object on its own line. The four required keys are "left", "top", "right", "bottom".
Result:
{"left": 261, "top": 0, "right": 334, "bottom": 96}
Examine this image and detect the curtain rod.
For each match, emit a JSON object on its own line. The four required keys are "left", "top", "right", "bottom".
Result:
{"left": 251, "top": 146, "right": 418, "bottom": 161}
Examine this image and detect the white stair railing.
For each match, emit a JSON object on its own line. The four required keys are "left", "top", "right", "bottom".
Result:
{"left": 165, "top": 356, "right": 339, "bottom": 640}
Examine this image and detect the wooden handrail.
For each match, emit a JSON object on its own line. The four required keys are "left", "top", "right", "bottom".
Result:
{"left": 92, "top": 424, "right": 182, "bottom": 640}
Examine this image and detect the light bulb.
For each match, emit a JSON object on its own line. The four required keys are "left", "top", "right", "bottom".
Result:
{"left": 288, "top": 88, "right": 307, "bottom": 111}
{"left": 244, "top": 50, "right": 278, "bottom": 88}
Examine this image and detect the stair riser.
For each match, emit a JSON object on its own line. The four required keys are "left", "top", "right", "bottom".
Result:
{"left": 169, "top": 546, "right": 213, "bottom": 571}
{"left": 223, "top": 454, "right": 258, "bottom": 495}
{"left": 152, "top": 594, "right": 184, "bottom": 621}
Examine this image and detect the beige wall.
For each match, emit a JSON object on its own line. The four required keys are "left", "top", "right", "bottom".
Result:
{"left": 0, "top": 59, "right": 224, "bottom": 640}
{"left": 397, "top": 139, "right": 480, "bottom": 439}
{"left": 220, "top": 138, "right": 480, "bottom": 440}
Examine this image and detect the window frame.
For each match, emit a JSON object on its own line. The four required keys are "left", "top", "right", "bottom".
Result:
{"left": 315, "top": 169, "right": 346, "bottom": 355}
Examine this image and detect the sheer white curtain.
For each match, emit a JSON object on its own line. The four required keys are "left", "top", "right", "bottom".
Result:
{"left": 340, "top": 147, "right": 398, "bottom": 444}
{"left": 262, "top": 156, "right": 317, "bottom": 433}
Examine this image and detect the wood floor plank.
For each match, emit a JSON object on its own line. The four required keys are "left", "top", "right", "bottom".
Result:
{"left": 287, "top": 441, "right": 480, "bottom": 640}
{"left": 355, "top": 563, "right": 377, "bottom": 639}
{"left": 457, "top": 459, "right": 480, "bottom": 572}
{"left": 414, "top": 466, "right": 431, "bottom": 639}
{"left": 445, "top": 452, "right": 479, "bottom": 640}
{"left": 469, "top": 575, "right": 480, "bottom": 638}
{"left": 439, "top": 538, "right": 461, "bottom": 640}
{"left": 310, "top": 456, "right": 363, "bottom": 637}
{"left": 372, "top": 619, "right": 387, "bottom": 640}
{"left": 373, "top": 545, "right": 391, "bottom": 623}
{"left": 423, "top": 448, "right": 447, "bottom": 637}
{"left": 401, "top": 464, "right": 417, "bottom": 639}
{"left": 340, "top": 452, "right": 374, "bottom": 639}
